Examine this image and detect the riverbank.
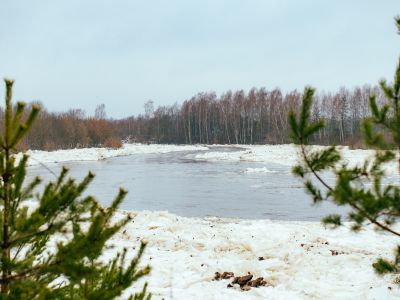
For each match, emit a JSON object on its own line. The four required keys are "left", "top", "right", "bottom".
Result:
{"left": 109, "top": 210, "right": 399, "bottom": 300}
{"left": 22, "top": 144, "right": 210, "bottom": 166}
{"left": 22, "top": 143, "right": 392, "bottom": 172}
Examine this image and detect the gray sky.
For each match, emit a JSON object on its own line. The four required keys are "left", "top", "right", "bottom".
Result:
{"left": 1, "top": 1, "right": 400, "bottom": 118}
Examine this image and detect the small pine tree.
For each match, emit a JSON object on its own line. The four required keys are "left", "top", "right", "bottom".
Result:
{"left": 289, "top": 17, "right": 400, "bottom": 275}
{"left": 0, "top": 79, "right": 150, "bottom": 298}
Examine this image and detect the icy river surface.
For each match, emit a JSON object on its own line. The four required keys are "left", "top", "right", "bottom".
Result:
{"left": 27, "top": 146, "right": 347, "bottom": 220}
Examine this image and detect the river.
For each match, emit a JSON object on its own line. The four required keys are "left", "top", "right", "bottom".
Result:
{"left": 27, "top": 146, "right": 347, "bottom": 220}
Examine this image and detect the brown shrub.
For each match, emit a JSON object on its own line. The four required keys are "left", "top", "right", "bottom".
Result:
{"left": 43, "top": 141, "right": 58, "bottom": 151}
{"left": 103, "top": 137, "right": 122, "bottom": 149}
{"left": 347, "top": 137, "right": 366, "bottom": 150}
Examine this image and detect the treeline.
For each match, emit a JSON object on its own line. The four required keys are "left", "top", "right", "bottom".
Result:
{"left": 0, "top": 104, "right": 122, "bottom": 151}
{"left": 26, "top": 108, "right": 122, "bottom": 150}
{"left": 117, "top": 85, "right": 384, "bottom": 147}
{"left": 0, "top": 85, "right": 386, "bottom": 150}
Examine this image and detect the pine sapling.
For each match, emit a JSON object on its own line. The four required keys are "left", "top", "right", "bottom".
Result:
{"left": 289, "top": 16, "right": 400, "bottom": 276}
{"left": 0, "top": 79, "right": 151, "bottom": 299}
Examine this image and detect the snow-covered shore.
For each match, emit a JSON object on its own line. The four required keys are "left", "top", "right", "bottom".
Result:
{"left": 23, "top": 143, "right": 388, "bottom": 173}
{"left": 192, "top": 144, "right": 386, "bottom": 172}
{"left": 23, "top": 143, "right": 209, "bottom": 166}
{"left": 111, "top": 210, "right": 399, "bottom": 300}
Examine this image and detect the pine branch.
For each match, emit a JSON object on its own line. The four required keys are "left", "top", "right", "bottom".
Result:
{"left": 300, "top": 143, "right": 333, "bottom": 192}
{"left": 2, "top": 259, "right": 61, "bottom": 282}
{"left": 350, "top": 202, "right": 400, "bottom": 237}
{"left": 7, "top": 223, "right": 55, "bottom": 247}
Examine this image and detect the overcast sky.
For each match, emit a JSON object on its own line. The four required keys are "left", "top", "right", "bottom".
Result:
{"left": 1, "top": 1, "right": 399, "bottom": 118}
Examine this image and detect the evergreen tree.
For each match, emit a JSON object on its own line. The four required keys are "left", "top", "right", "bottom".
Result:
{"left": 289, "top": 17, "right": 400, "bottom": 275}
{"left": 0, "top": 79, "right": 150, "bottom": 299}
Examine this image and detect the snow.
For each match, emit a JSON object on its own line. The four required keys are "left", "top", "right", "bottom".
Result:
{"left": 192, "top": 144, "right": 361, "bottom": 166}
{"left": 21, "top": 143, "right": 209, "bottom": 166}
{"left": 193, "top": 144, "right": 397, "bottom": 174}
{"left": 193, "top": 144, "right": 303, "bottom": 165}
{"left": 108, "top": 210, "right": 400, "bottom": 300}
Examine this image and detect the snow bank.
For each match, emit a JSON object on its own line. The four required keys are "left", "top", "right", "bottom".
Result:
{"left": 21, "top": 143, "right": 397, "bottom": 175}
{"left": 22, "top": 144, "right": 209, "bottom": 166}
{"left": 109, "top": 210, "right": 399, "bottom": 300}
{"left": 194, "top": 144, "right": 302, "bottom": 165}
{"left": 194, "top": 144, "right": 397, "bottom": 174}
{"left": 193, "top": 144, "right": 374, "bottom": 166}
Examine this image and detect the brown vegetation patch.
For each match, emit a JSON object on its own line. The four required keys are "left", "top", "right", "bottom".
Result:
{"left": 103, "top": 137, "right": 122, "bottom": 149}
{"left": 214, "top": 272, "right": 269, "bottom": 291}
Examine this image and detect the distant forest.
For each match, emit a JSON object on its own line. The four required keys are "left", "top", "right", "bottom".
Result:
{"left": 1, "top": 85, "right": 387, "bottom": 151}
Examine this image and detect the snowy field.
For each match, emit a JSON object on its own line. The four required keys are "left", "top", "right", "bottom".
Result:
{"left": 22, "top": 144, "right": 400, "bottom": 299}
{"left": 111, "top": 210, "right": 399, "bottom": 300}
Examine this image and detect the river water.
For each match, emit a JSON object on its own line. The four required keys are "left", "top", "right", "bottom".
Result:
{"left": 27, "top": 146, "right": 348, "bottom": 220}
